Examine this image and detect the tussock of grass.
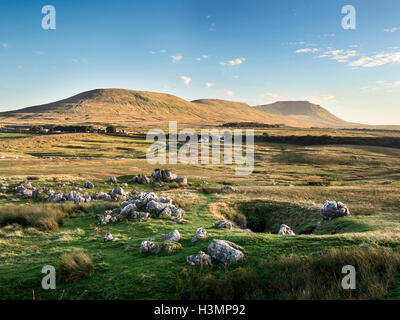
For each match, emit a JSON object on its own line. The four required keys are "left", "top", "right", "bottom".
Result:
{"left": 0, "top": 204, "right": 66, "bottom": 230}
{"left": 177, "top": 246, "right": 400, "bottom": 300}
{"left": 59, "top": 249, "right": 94, "bottom": 282}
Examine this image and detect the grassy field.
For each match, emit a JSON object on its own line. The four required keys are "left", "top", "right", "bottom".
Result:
{"left": 1, "top": 130, "right": 400, "bottom": 300}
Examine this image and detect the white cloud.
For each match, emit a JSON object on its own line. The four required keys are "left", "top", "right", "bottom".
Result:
{"left": 394, "top": 81, "right": 400, "bottom": 87}
{"left": 71, "top": 58, "right": 79, "bottom": 63}
{"left": 349, "top": 51, "right": 400, "bottom": 67}
{"left": 384, "top": 27, "right": 400, "bottom": 33}
{"left": 149, "top": 50, "right": 156, "bottom": 54}
{"left": 376, "top": 80, "right": 385, "bottom": 84}
{"left": 195, "top": 55, "right": 209, "bottom": 61}
{"left": 296, "top": 48, "right": 319, "bottom": 53}
{"left": 209, "top": 22, "right": 216, "bottom": 32}
{"left": 223, "top": 89, "right": 234, "bottom": 97}
{"left": 180, "top": 75, "right": 191, "bottom": 86}
{"left": 171, "top": 55, "right": 183, "bottom": 63}
{"left": 205, "top": 82, "right": 214, "bottom": 88}
{"left": 220, "top": 57, "right": 246, "bottom": 66}
{"left": 318, "top": 50, "right": 358, "bottom": 63}
{"left": 1, "top": 43, "right": 8, "bottom": 48}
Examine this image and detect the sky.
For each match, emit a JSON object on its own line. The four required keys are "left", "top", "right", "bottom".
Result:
{"left": 0, "top": 0, "right": 399, "bottom": 125}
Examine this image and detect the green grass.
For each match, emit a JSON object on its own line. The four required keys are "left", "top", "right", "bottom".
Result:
{"left": 1, "top": 129, "right": 400, "bottom": 299}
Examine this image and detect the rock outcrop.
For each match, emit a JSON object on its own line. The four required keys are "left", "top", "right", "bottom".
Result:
{"left": 278, "top": 224, "right": 295, "bottom": 235}
{"left": 208, "top": 239, "right": 245, "bottom": 264}
{"left": 320, "top": 201, "right": 350, "bottom": 220}
{"left": 186, "top": 251, "right": 212, "bottom": 266}
{"left": 191, "top": 227, "right": 208, "bottom": 242}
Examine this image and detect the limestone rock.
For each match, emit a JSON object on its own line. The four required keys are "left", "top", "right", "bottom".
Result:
{"left": 186, "top": 251, "right": 212, "bottom": 266}
{"left": 164, "top": 229, "right": 180, "bottom": 242}
{"left": 219, "top": 185, "right": 237, "bottom": 193}
{"left": 207, "top": 239, "right": 245, "bottom": 264}
{"left": 320, "top": 200, "right": 350, "bottom": 220}
{"left": 191, "top": 227, "right": 208, "bottom": 242}
{"left": 213, "top": 220, "right": 232, "bottom": 230}
{"left": 84, "top": 181, "right": 94, "bottom": 189}
{"left": 278, "top": 224, "right": 295, "bottom": 235}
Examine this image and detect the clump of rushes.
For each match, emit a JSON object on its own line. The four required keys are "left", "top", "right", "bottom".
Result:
{"left": 59, "top": 249, "right": 94, "bottom": 282}
{"left": 0, "top": 204, "right": 66, "bottom": 231}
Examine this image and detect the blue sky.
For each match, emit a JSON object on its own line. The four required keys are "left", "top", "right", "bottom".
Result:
{"left": 0, "top": 0, "right": 399, "bottom": 124}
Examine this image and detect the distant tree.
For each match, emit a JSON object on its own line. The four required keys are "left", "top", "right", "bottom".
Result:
{"left": 106, "top": 125, "right": 117, "bottom": 134}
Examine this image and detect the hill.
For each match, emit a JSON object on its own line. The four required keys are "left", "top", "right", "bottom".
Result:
{"left": 0, "top": 88, "right": 391, "bottom": 129}
{"left": 253, "top": 101, "right": 350, "bottom": 128}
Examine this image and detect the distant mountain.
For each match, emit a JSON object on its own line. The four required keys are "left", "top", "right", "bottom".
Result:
{"left": 0, "top": 88, "right": 394, "bottom": 129}
{"left": 253, "top": 101, "right": 348, "bottom": 127}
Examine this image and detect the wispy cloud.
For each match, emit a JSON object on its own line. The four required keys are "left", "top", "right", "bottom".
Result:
{"left": 220, "top": 57, "right": 246, "bottom": 66}
{"left": 349, "top": 51, "right": 400, "bottom": 67}
{"left": 205, "top": 82, "right": 214, "bottom": 88}
{"left": 384, "top": 27, "right": 400, "bottom": 33}
{"left": 1, "top": 43, "right": 8, "bottom": 48}
{"left": 209, "top": 22, "right": 216, "bottom": 32}
{"left": 195, "top": 55, "right": 209, "bottom": 61}
{"left": 171, "top": 55, "right": 183, "bottom": 63}
{"left": 296, "top": 48, "right": 319, "bottom": 53}
{"left": 180, "top": 75, "right": 191, "bottom": 86}
{"left": 223, "top": 89, "right": 234, "bottom": 97}
{"left": 318, "top": 50, "right": 358, "bottom": 63}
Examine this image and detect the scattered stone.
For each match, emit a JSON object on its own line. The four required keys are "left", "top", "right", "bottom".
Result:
{"left": 151, "top": 169, "right": 177, "bottom": 181}
{"left": 140, "top": 240, "right": 160, "bottom": 254}
{"left": 191, "top": 227, "right": 208, "bottom": 242}
{"left": 0, "top": 183, "right": 8, "bottom": 193}
{"left": 164, "top": 229, "right": 180, "bottom": 242}
{"left": 175, "top": 177, "right": 188, "bottom": 184}
{"left": 84, "top": 181, "right": 94, "bottom": 189}
{"left": 48, "top": 193, "right": 66, "bottom": 202}
{"left": 19, "top": 181, "right": 32, "bottom": 189}
{"left": 67, "top": 190, "right": 90, "bottom": 203}
{"left": 278, "top": 224, "right": 295, "bottom": 236}
{"left": 140, "top": 240, "right": 181, "bottom": 254}
{"left": 320, "top": 200, "right": 350, "bottom": 220}
{"left": 132, "top": 174, "right": 151, "bottom": 184}
{"left": 131, "top": 211, "right": 150, "bottom": 219}
{"left": 207, "top": 239, "right": 245, "bottom": 264}
{"left": 186, "top": 251, "right": 212, "bottom": 266}
{"left": 213, "top": 220, "right": 232, "bottom": 230}
{"left": 98, "top": 213, "right": 118, "bottom": 225}
{"left": 108, "top": 177, "right": 118, "bottom": 183}
{"left": 92, "top": 192, "right": 113, "bottom": 201}
{"left": 120, "top": 203, "right": 137, "bottom": 217}
{"left": 103, "top": 232, "right": 116, "bottom": 242}
{"left": 308, "top": 201, "right": 316, "bottom": 207}
{"left": 121, "top": 183, "right": 128, "bottom": 188}
{"left": 219, "top": 185, "right": 237, "bottom": 193}
{"left": 383, "top": 181, "right": 392, "bottom": 185}
{"left": 288, "top": 184, "right": 294, "bottom": 187}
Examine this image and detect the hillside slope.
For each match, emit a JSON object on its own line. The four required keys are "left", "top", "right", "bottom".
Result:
{"left": 0, "top": 88, "right": 373, "bottom": 128}
{"left": 253, "top": 101, "right": 350, "bottom": 127}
